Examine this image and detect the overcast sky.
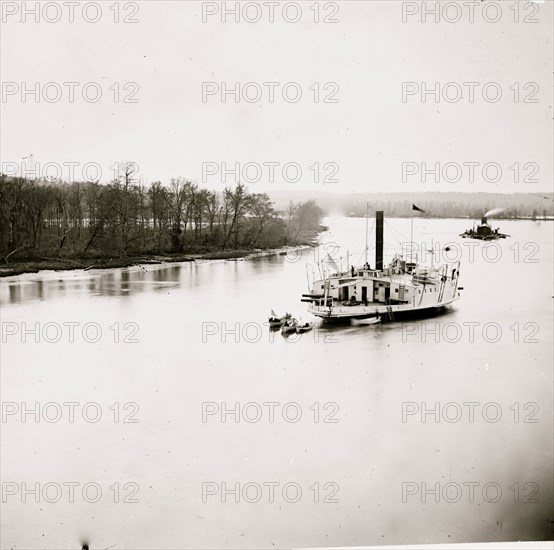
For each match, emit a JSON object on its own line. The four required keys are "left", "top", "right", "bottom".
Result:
{"left": 1, "top": 0, "right": 552, "bottom": 193}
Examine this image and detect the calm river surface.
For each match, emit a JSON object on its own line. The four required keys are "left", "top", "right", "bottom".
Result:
{"left": 1, "top": 217, "right": 553, "bottom": 549}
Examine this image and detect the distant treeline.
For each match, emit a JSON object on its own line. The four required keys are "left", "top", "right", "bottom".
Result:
{"left": 343, "top": 193, "right": 554, "bottom": 220}
{"left": 0, "top": 166, "right": 324, "bottom": 262}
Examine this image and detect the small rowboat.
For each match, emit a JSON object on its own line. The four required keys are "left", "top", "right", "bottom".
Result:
{"left": 268, "top": 311, "right": 291, "bottom": 328}
{"left": 281, "top": 319, "right": 298, "bottom": 334}
{"left": 351, "top": 317, "right": 381, "bottom": 326}
{"left": 296, "top": 322, "right": 314, "bottom": 334}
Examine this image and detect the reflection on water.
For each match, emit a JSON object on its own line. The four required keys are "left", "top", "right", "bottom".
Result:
{"left": 1, "top": 217, "right": 553, "bottom": 549}
{"left": 0, "top": 258, "right": 298, "bottom": 306}
{"left": 1, "top": 264, "right": 187, "bottom": 304}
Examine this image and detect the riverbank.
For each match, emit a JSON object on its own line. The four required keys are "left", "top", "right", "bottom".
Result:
{"left": 0, "top": 245, "right": 316, "bottom": 278}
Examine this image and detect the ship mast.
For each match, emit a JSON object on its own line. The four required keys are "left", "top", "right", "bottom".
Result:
{"left": 410, "top": 213, "right": 414, "bottom": 264}
{"left": 364, "top": 202, "right": 369, "bottom": 265}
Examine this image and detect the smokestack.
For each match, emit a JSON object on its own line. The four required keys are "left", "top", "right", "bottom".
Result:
{"left": 481, "top": 216, "right": 487, "bottom": 225}
{"left": 375, "top": 211, "right": 384, "bottom": 270}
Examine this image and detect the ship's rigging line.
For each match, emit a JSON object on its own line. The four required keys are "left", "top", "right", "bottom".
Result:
{"left": 383, "top": 220, "right": 412, "bottom": 258}
{"left": 340, "top": 218, "right": 415, "bottom": 270}
{"left": 352, "top": 220, "right": 414, "bottom": 267}
{"left": 384, "top": 220, "right": 411, "bottom": 245}
{"left": 363, "top": 219, "right": 376, "bottom": 262}
{"left": 344, "top": 219, "right": 376, "bottom": 267}
{"left": 382, "top": 220, "right": 422, "bottom": 274}
{"left": 332, "top": 219, "right": 423, "bottom": 269}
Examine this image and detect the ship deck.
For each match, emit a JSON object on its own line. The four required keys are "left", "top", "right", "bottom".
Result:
{"left": 328, "top": 271, "right": 440, "bottom": 288}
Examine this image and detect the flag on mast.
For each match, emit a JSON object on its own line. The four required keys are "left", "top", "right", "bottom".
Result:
{"left": 412, "top": 204, "right": 425, "bottom": 213}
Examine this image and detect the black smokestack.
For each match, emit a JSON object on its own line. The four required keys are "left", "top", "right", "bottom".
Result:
{"left": 376, "top": 211, "right": 384, "bottom": 270}
{"left": 481, "top": 216, "right": 488, "bottom": 225}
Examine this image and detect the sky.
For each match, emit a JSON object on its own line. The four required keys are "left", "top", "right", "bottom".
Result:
{"left": 1, "top": 0, "right": 552, "bottom": 194}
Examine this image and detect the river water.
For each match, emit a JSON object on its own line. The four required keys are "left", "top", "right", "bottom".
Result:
{"left": 1, "top": 217, "right": 552, "bottom": 549}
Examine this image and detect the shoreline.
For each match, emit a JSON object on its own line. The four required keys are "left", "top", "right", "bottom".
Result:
{"left": 0, "top": 244, "right": 316, "bottom": 279}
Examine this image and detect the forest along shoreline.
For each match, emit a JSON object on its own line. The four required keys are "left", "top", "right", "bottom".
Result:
{"left": 0, "top": 171, "right": 325, "bottom": 278}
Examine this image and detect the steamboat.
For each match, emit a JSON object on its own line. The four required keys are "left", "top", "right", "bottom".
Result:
{"left": 301, "top": 211, "right": 462, "bottom": 322}
{"left": 460, "top": 215, "right": 509, "bottom": 240}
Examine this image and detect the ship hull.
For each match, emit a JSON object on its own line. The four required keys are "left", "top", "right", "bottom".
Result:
{"left": 312, "top": 304, "right": 453, "bottom": 323}
{"left": 461, "top": 234, "right": 507, "bottom": 240}
{"left": 308, "top": 295, "right": 460, "bottom": 322}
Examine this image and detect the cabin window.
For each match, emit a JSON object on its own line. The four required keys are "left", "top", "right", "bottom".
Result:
{"left": 395, "top": 289, "right": 398, "bottom": 293}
